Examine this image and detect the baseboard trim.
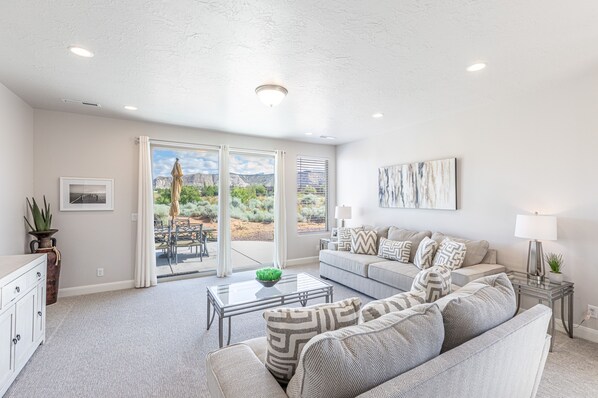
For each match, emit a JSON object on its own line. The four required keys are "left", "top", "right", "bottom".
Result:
{"left": 58, "top": 280, "right": 135, "bottom": 298}
{"left": 554, "top": 317, "right": 598, "bottom": 344}
{"left": 286, "top": 256, "right": 319, "bottom": 267}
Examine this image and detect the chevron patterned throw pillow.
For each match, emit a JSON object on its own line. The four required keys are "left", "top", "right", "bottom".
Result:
{"left": 350, "top": 230, "right": 378, "bottom": 255}
{"left": 414, "top": 236, "right": 439, "bottom": 269}
{"left": 338, "top": 227, "right": 363, "bottom": 251}
{"left": 377, "top": 237, "right": 412, "bottom": 262}
{"left": 432, "top": 238, "right": 467, "bottom": 270}
{"left": 411, "top": 265, "right": 452, "bottom": 302}
{"left": 263, "top": 297, "right": 361, "bottom": 384}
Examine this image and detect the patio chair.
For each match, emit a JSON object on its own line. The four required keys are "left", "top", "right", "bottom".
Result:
{"left": 154, "top": 225, "right": 174, "bottom": 273}
{"left": 173, "top": 225, "right": 203, "bottom": 264}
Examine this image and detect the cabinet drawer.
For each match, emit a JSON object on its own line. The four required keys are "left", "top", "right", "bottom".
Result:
{"left": 26, "top": 262, "right": 45, "bottom": 287}
{"left": 1, "top": 274, "right": 28, "bottom": 306}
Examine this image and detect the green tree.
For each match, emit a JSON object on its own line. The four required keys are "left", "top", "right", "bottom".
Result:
{"left": 179, "top": 186, "right": 201, "bottom": 205}
{"left": 254, "top": 184, "right": 267, "bottom": 196}
{"left": 303, "top": 185, "right": 317, "bottom": 194}
{"left": 202, "top": 185, "right": 218, "bottom": 197}
{"left": 154, "top": 188, "right": 171, "bottom": 205}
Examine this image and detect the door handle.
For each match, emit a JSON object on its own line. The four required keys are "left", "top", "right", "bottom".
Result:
{"left": 15, "top": 286, "right": 20, "bottom": 293}
{"left": 37, "top": 272, "right": 42, "bottom": 278}
{"left": 38, "top": 311, "right": 43, "bottom": 317}
{"left": 16, "top": 334, "right": 21, "bottom": 341}
{"left": 12, "top": 338, "right": 17, "bottom": 345}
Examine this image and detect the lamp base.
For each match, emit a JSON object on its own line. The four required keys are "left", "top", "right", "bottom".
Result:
{"left": 526, "top": 240, "right": 545, "bottom": 281}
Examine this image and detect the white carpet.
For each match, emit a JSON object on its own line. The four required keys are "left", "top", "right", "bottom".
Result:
{"left": 5, "top": 264, "right": 597, "bottom": 397}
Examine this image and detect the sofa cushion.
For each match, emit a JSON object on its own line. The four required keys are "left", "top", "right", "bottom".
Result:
{"left": 450, "top": 263, "right": 506, "bottom": 286}
{"left": 337, "top": 226, "right": 363, "bottom": 251}
{"left": 432, "top": 232, "right": 490, "bottom": 267}
{"left": 319, "top": 250, "right": 385, "bottom": 277}
{"left": 413, "top": 236, "right": 438, "bottom": 269}
{"left": 411, "top": 265, "right": 452, "bottom": 302}
{"left": 263, "top": 297, "right": 361, "bottom": 383}
{"left": 387, "top": 227, "right": 432, "bottom": 263}
{"left": 350, "top": 230, "right": 378, "bottom": 255}
{"left": 368, "top": 261, "right": 420, "bottom": 291}
{"left": 377, "top": 238, "right": 412, "bottom": 262}
{"left": 360, "top": 290, "right": 427, "bottom": 322}
{"left": 286, "top": 304, "right": 444, "bottom": 398}
{"left": 436, "top": 273, "right": 516, "bottom": 352}
{"left": 433, "top": 238, "right": 467, "bottom": 270}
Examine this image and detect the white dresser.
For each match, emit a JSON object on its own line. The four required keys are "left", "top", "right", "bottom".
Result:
{"left": 0, "top": 254, "right": 46, "bottom": 396}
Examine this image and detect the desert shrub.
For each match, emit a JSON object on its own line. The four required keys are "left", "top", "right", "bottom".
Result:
{"left": 247, "top": 209, "right": 274, "bottom": 223}
{"left": 154, "top": 189, "right": 171, "bottom": 205}
{"left": 202, "top": 185, "right": 218, "bottom": 197}
{"left": 303, "top": 185, "right": 317, "bottom": 194}
{"left": 201, "top": 204, "right": 219, "bottom": 222}
{"left": 230, "top": 206, "right": 249, "bottom": 221}
{"left": 300, "top": 194, "right": 318, "bottom": 206}
{"left": 262, "top": 197, "right": 274, "bottom": 211}
{"left": 254, "top": 184, "right": 267, "bottom": 196}
{"left": 231, "top": 197, "right": 242, "bottom": 208}
{"left": 247, "top": 198, "right": 262, "bottom": 210}
{"left": 300, "top": 206, "right": 325, "bottom": 223}
{"left": 154, "top": 204, "right": 170, "bottom": 224}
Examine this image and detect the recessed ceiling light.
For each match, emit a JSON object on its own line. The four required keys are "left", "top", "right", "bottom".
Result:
{"left": 320, "top": 135, "right": 336, "bottom": 140}
{"left": 68, "top": 46, "right": 94, "bottom": 58}
{"left": 304, "top": 132, "right": 313, "bottom": 136}
{"left": 124, "top": 105, "right": 138, "bottom": 111}
{"left": 372, "top": 112, "right": 384, "bottom": 118}
{"left": 466, "top": 62, "right": 486, "bottom": 72}
{"left": 255, "top": 84, "right": 288, "bottom": 107}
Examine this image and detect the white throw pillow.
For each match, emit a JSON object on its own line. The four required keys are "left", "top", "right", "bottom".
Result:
{"left": 377, "top": 238, "right": 411, "bottom": 262}
{"left": 432, "top": 238, "right": 467, "bottom": 270}
{"left": 413, "top": 236, "right": 438, "bottom": 269}
{"left": 411, "top": 265, "right": 452, "bottom": 302}
{"left": 350, "top": 230, "right": 378, "bottom": 255}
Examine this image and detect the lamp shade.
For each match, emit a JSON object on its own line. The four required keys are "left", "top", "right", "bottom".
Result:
{"left": 335, "top": 206, "right": 352, "bottom": 220}
{"left": 514, "top": 214, "right": 557, "bottom": 241}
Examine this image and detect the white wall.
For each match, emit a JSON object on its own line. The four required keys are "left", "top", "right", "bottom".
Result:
{"left": 33, "top": 110, "right": 335, "bottom": 289}
{"left": 0, "top": 83, "right": 33, "bottom": 255}
{"left": 337, "top": 71, "right": 598, "bottom": 332}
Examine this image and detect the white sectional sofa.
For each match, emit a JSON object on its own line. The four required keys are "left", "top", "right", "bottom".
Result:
{"left": 320, "top": 226, "right": 506, "bottom": 299}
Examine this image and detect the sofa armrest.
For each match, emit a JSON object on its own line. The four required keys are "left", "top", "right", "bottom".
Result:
{"left": 206, "top": 344, "right": 287, "bottom": 398}
{"left": 451, "top": 263, "right": 506, "bottom": 287}
{"left": 327, "top": 241, "right": 339, "bottom": 250}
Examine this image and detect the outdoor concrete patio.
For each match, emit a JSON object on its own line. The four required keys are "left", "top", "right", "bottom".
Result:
{"left": 156, "top": 241, "right": 274, "bottom": 277}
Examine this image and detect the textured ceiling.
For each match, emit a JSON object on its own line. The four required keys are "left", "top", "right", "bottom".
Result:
{"left": 1, "top": 1, "right": 597, "bottom": 144}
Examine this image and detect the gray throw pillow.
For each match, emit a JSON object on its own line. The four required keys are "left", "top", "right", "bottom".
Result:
{"left": 263, "top": 297, "right": 361, "bottom": 384}
{"left": 387, "top": 227, "right": 432, "bottom": 263}
{"left": 337, "top": 227, "right": 363, "bottom": 251}
{"left": 432, "top": 238, "right": 467, "bottom": 270}
{"left": 432, "top": 232, "right": 490, "bottom": 267}
{"left": 436, "top": 273, "right": 516, "bottom": 352}
{"left": 377, "top": 238, "right": 411, "bottom": 262}
{"left": 350, "top": 230, "right": 378, "bottom": 255}
{"left": 360, "top": 290, "right": 426, "bottom": 323}
{"left": 287, "top": 304, "right": 444, "bottom": 398}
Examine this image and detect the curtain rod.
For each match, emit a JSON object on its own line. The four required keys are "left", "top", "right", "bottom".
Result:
{"left": 135, "top": 137, "right": 280, "bottom": 155}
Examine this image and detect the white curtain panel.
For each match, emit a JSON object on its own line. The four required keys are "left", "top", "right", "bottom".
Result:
{"left": 134, "top": 136, "right": 157, "bottom": 288}
{"left": 273, "top": 150, "right": 287, "bottom": 269}
{"left": 217, "top": 145, "right": 232, "bottom": 277}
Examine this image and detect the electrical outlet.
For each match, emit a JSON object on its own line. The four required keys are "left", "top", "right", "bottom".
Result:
{"left": 131, "top": 213, "right": 138, "bottom": 222}
{"left": 588, "top": 305, "right": 598, "bottom": 319}
{"left": 97, "top": 268, "right": 104, "bottom": 277}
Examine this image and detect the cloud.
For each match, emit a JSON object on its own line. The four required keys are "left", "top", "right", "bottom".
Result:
{"left": 152, "top": 148, "right": 274, "bottom": 177}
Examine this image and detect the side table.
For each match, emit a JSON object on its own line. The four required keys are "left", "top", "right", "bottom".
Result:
{"left": 319, "top": 238, "right": 331, "bottom": 250}
{"left": 507, "top": 271, "right": 573, "bottom": 351}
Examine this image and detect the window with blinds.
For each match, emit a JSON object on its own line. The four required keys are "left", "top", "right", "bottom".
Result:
{"left": 297, "top": 156, "right": 328, "bottom": 233}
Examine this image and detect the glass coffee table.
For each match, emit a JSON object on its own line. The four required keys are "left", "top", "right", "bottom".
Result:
{"left": 507, "top": 271, "right": 574, "bottom": 351}
{"left": 207, "top": 273, "right": 333, "bottom": 347}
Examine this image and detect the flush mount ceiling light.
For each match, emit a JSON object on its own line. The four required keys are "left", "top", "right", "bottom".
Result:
{"left": 304, "top": 132, "right": 313, "bottom": 136}
{"left": 320, "top": 135, "right": 336, "bottom": 140}
{"left": 68, "top": 46, "right": 94, "bottom": 58}
{"left": 255, "top": 84, "right": 288, "bottom": 107}
{"left": 372, "top": 112, "right": 384, "bottom": 118}
{"left": 466, "top": 62, "right": 486, "bottom": 72}
{"left": 124, "top": 105, "right": 138, "bottom": 111}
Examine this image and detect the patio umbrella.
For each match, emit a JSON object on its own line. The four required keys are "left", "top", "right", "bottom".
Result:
{"left": 169, "top": 158, "right": 183, "bottom": 225}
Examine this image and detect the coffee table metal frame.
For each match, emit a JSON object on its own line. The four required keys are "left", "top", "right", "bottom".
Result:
{"left": 508, "top": 271, "right": 573, "bottom": 351}
{"left": 206, "top": 274, "right": 334, "bottom": 348}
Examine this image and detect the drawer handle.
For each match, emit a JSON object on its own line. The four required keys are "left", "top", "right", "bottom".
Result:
{"left": 15, "top": 286, "right": 20, "bottom": 293}
{"left": 38, "top": 311, "right": 42, "bottom": 317}
{"left": 12, "top": 338, "right": 17, "bottom": 345}
{"left": 37, "top": 272, "right": 42, "bottom": 277}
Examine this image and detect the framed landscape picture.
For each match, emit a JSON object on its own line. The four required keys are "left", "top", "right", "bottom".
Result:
{"left": 378, "top": 158, "right": 457, "bottom": 210}
{"left": 60, "top": 177, "right": 114, "bottom": 211}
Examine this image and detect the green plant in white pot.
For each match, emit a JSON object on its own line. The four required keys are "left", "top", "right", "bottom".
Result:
{"left": 545, "top": 252, "right": 564, "bottom": 284}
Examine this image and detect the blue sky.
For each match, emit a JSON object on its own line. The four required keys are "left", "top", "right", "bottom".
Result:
{"left": 152, "top": 148, "right": 274, "bottom": 177}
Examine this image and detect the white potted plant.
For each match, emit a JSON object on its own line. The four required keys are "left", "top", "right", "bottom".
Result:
{"left": 545, "top": 252, "right": 564, "bottom": 284}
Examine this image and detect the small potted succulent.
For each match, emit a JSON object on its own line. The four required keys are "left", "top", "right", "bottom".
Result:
{"left": 545, "top": 252, "right": 564, "bottom": 284}
{"left": 256, "top": 267, "right": 283, "bottom": 287}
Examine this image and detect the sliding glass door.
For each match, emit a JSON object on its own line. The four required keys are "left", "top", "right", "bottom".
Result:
{"left": 228, "top": 151, "right": 275, "bottom": 271}
{"left": 152, "top": 146, "right": 219, "bottom": 277}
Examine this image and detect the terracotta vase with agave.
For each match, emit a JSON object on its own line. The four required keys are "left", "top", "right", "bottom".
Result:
{"left": 25, "top": 196, "right": 61, "bottom": 305}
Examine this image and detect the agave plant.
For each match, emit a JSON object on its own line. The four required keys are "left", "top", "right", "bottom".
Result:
{"left": 256, "top": 267, "right": 282, "bottom": 281}
{"left": 545, "top": 252, "right": 564, "bottom": 274}
{"left": 24, "top": 196, "right": 53, "bottom": 232}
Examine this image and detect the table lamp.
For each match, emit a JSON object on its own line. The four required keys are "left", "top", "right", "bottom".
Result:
{"left": 335, "top": 206, "right": 352, "bottom": 228}
{"left": 514, "top": 212, "right": 557, "bottom": 281}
